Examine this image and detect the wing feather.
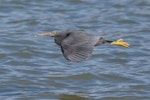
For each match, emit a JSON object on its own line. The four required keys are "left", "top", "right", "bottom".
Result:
{"left": 60, "top": 31, "right": 100, "bottom": 61}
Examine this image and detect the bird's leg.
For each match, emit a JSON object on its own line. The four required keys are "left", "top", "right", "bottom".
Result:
{"left": 105, "top": 40, "right": 114, "bottom": 43}
{"left": 95, "top": 37, "right": 113, "bottom": 46}
{"left": 110, "top": 39, "right": 130, "bottom": 48}
{"left": 106, "top": 39, "right": 130, "bottom": 48}
{"left": 96, "top": 37, "right": 129, "bottom": 47}
{"left": 106, "top": 39, "right": 130, "bottom": 47}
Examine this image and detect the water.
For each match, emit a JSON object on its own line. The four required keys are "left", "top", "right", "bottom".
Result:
{"left": 0, "top": 0, "right": 150, "bottom": 100}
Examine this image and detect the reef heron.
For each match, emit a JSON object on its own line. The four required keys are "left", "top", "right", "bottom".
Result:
{"left": 36, "top": 29, "right": 129, "bottom": 61}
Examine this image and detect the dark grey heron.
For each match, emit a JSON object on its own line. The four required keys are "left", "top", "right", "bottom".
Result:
{"left": 36, "top": 29, "right": 129, "bottom": 61}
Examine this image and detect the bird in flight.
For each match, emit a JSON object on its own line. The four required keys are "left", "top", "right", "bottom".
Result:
{"left": 36, "top": 29, "right": 129, "bottom": 61}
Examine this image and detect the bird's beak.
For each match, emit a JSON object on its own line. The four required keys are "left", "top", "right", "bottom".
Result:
{"left": 36, "top": 31, "right": 57, "bottom": 37}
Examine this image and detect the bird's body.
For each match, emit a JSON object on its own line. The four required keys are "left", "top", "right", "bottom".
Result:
{"left": 36, "top": 29, "right": 129, "bottom": 61}
{"left": 54, "top": 29, "right": 101, "bottom": 61}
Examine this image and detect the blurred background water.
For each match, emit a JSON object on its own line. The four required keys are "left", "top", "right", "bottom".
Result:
{"left": 0, "top": 0, "right": 150, "bottom": 100}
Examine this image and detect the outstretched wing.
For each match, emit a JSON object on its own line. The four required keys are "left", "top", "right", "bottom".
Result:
{"left": 61, "top": 31, "right": 99, "bottom": 61}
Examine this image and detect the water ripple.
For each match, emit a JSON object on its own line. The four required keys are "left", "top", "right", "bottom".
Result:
{"left": 0, "top": 0, "right": 150, "bottom": 100}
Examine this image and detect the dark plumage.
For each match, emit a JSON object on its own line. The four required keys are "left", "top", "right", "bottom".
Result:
{"left": 36, "top": 29, "right": 129, "bottom": 61}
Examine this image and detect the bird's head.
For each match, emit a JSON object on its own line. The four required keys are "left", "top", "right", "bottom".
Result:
{"left": 36, "top": 30, "right": 71, "bottom": 46}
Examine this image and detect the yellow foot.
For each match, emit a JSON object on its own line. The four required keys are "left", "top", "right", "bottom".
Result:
{"left": 111, "top": 39, "right": 130, "bottom": 48}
